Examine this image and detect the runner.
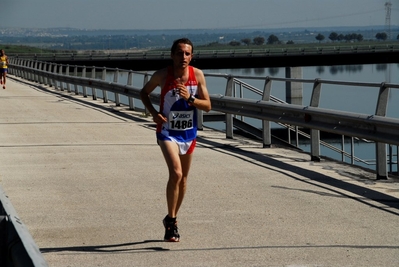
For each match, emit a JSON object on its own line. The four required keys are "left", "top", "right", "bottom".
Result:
{"left": 0, "top": 49, "right": 9, "bottom": 89}
{"left": 140, "top": 38, "right": 211, "bottom": 242}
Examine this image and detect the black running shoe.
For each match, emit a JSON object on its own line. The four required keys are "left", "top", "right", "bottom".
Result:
{"left": 163, "top": 216, "right": 180, "bottom": 242}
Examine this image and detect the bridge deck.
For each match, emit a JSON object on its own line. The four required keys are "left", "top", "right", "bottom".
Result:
{"left": 17, "top": 45, "right": 399, "bottom": 70}
{"left": 1, "top": 76, "right": 399, "bottom": 267}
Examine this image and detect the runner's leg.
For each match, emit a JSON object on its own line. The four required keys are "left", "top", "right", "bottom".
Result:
{"left": 175, "top": 153, "right": 193, "bottom": 214}
{"left": 159, "top": 140, "right": 182, "bottom": 218}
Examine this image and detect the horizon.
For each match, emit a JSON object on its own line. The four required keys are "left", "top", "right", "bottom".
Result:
{"left": 1, "top": 24, "right": 394, "bottom": 32}
{"left": 1, "top": 1, "right": 396, "bottom": 31}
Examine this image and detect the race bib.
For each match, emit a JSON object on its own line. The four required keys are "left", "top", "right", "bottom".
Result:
{"left": 168, "top": 111, "right": 194, "bottom": 131}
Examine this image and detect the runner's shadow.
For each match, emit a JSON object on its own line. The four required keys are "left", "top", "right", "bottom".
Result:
{"left": 40, "top": 240, "right": 169, "bottom": 253}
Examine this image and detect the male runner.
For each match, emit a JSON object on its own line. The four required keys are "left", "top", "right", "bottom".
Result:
{"left": 140, "top": 38, "right": 211, "bottom": 242}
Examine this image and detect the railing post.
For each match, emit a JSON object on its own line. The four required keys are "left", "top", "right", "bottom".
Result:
{"left": 82, "top": 66, "right": 87, "bottom": 97}
{"left": 18, "top": 59, "right": 23, "bottom": 77}
{"left": 375, "top": 82, "right": 390, "bottom": 180}
{"left": 396, "top": 146, "right": 399, "bottom": 176}
{"left": 8, "top": 58, "right": 14, "bottom": 76}
{"left": 225, "top": 75, "right": 234, "bottom": 139}
{"left": 309, "top": 79, "right": 322, "bottom": 162}
{"left": 25, "top": 60, "right": 30, "bottom": 81}
{"left": 127, "top": 70, "right": 135, "bottom": 110}
{"left": 143, "top": 73, "right": 150, "bottom": 115}
{"left": 73, "top": 65, "right": 79, "bottom": 95}
{"left": 389, "top": 145, "right": 393, "bottom": 174}
{"left": 17, "top": 59, "right": 22, "bottom": 77}
{"left": 33, "top": 61, "right": 38, "bottom": 83}
{"left": 27, "top": 60, "right": 33, "bottom": 81}
{"left": 197, "top": 109, "right": 204, "bottom": 131}
{"left": 45, "top": 63, "right": 52, "bottom": 87}
{"left": 58, "top": 64, "right": 64, "bottom": 91}
{"left": 38, "top": 62, "right": 44, "bottom": 85}
{"left": 31, "top": 61, "right": 36, "bottom": 82}
{"left": 114, "top": 68, "right": 120, "bottom": 106}
{"left": 66, "top": 65, "right": 71, "bottom": 92}
{"left": 101, "top": 67, "right": 108, "bottom": 103}
{"left": 52, "top": 64, "right": 58, "bottom": 89}
{"left": 262, "top": 77, "right": 272, "bottom": 148}
{"left": 341, "top": 135, "right": 345, "bottom": 162}
{"left": 91, "top": 66, "right": 97, "bottom": 100}
{"left": 20, "top": 59, "right": 26, "bottom": 78}
{"left": 40, "top": 62, "right": 47, "bottom": 85}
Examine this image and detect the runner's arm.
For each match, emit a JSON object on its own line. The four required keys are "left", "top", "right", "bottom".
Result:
{"left": 140, "top": 70, "right": 168, "bottom": 124}
{"left": 192, "top": 68, "right": 211, "bottom": 112}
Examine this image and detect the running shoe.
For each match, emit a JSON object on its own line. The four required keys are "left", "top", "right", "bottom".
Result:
{"left": 163, "top": 216, "right": 180, "bottom": 242}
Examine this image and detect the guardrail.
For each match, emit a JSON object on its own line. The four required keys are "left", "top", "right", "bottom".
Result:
{"left": 9, "top": 43, "right": 399, "bottom": 62}
{"left": 0, "top": 186, "right": 48, "bottom": 267}
{"left": 8, "top": 58, "right": 399, "bottom": 180}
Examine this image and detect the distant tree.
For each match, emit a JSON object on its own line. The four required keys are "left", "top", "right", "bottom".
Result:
{"left": 229, "top": 41, "right": 241, "bottom": 46}
{"left": 205, "top": 41, "right": 221, "bottom": 47}
{"left": 315, "top": 33, "right": 325, "bottom": 43}
{"left": 253, "top": 36, "right": 265, "bottom": 45}
{"left": 376, "top": 32, "right": 388, "bottom": 41}
{"left": 337, "top": 34, "right": 345, "bottom": 41}
{"left": 286, "top": 40, "right": 295, "bottom": 44}
{"left": 267, "top": 34, "right": 279, "bottom": 44}
{"left": 241, "top": 38, "right": 251, "bottom": 46}
{"left": 329, "top": 32, "right": 338, "bottom": 42}
{"left": 344, "top": 34, "right": 352, "bottom": 42}
{"left": 345, "top": 33, "right": 361, "bottom": 42}
{"left": 397, "top": 34, "right": 399, "bottom": 40}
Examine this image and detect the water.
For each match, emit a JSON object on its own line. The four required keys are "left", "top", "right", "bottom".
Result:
{"left": 203, "top": 64, "right": 399, "bottom": 118}
{"left": 202, "top": 64, "right": 399, "bottom": 172}
{"left": 92, "top": 63, "right": 399, "bottom": 172}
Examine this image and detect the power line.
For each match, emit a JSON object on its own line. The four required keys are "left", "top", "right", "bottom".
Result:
{"left": 225, "top": 8, "right": 385, "bottom": 30}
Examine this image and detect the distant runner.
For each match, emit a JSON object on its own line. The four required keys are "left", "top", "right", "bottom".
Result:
{"left": 0, "top": 49, "right": 9, "bottom": 89}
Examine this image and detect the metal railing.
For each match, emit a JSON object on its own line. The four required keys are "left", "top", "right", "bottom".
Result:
{"left": 8, "top": 58, "right": 399, "bottom": 180}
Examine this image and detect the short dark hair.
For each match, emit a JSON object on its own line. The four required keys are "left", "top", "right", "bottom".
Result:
{"left": 171, "top": 38, "right": 194, "bottom": 54}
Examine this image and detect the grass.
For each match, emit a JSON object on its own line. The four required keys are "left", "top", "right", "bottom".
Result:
{"left": 2, "top": 44, "right": 61, "bottom": 54}
{"left": 4, "top": 40, "right": 398, "bottom": 55}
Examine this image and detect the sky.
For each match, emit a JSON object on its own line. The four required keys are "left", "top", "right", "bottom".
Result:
{"left": 1, "top": 0, "right": 397, "bottom": 30}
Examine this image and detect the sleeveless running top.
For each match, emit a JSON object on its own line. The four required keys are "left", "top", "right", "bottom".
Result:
{"left": 157, "top": 66, "right": 198, "bottom": 142}
{"left": 0, "top": 56, "right": 7, "bottom": 69}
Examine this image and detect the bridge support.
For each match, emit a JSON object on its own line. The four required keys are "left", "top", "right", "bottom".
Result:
{"left": 285, "top": 67, "right": 303, "bottom": 105}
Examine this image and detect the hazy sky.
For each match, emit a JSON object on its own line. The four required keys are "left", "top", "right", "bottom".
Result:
{"left": 1, "top": 0, "right": 397, "bottom": 30}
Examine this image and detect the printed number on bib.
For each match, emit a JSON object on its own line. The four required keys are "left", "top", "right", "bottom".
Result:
{"left": 169, "top": 111, "right": 194, "bottom": 131}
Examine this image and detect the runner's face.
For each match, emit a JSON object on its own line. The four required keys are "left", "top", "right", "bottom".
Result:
{"left": 171, "top": 43, "right": 193, "bottom": 68}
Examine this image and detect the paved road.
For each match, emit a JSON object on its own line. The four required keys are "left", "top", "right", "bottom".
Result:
{"left": 1, "top": 76, "right": 399, "bottom": 267}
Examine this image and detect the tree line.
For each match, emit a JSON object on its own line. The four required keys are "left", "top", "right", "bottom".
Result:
{"left": 227, "top": 32, "right": 399, "bottom": 46}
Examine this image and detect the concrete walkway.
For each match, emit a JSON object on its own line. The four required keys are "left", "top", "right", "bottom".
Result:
{"left": 0, "top": 76, "right": 399, "bottom": 267}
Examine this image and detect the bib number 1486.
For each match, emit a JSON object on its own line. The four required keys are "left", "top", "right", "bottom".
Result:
{"left": 170, "top": 119, "right": 193, "bottom": 130}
